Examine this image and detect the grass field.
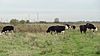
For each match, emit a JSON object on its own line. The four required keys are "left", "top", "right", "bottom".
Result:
{"left": 0, "top": 23, "right": 100, "bottom": 56}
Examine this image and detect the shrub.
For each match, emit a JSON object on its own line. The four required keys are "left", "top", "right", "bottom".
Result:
{"left": 10, "top": 19, "right": 19, "bottom": 26}
{"left": 19, "top": 20, "right": 26, "bottom": 24}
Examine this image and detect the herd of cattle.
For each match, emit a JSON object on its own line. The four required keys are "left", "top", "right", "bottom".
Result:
{"left": 0, "top": 23, "right": 98, "bottom": 34}
{"left": 46, "top": 23, "right": 97, "bottom": 34}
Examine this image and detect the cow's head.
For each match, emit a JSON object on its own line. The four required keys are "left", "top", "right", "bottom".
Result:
{"left": 92, "top": 27, "right": 98, "bottom": 32}
{"left": 94, "top": 27, "right": 98, "bottom": 31}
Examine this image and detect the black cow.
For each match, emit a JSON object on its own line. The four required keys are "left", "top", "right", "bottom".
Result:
{"left": 80, "top": 23, "right": 97, "bottom": 33}
{"left": 1, "top": 26, "right": 14, "bottom": 33}
{"left": 46, "top": 25, "right": 68, "bottom": 33}
{"left": 80, "top": 25, "right": 87, "bottom": 33}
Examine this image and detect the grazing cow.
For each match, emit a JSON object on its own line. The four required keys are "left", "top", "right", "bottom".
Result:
{"left": 71, "top": 25, "right": 76, "bottom": 29}
{"left": 46, "top": 25, "right": 68, "bottom": 33}
{"left": 65, "top": 24, "right": 71, "bottom": 29}
{"left": 1, "top": 26, "right": 14, "bottom": 33}
{"left": 80, "top": 23, "right": 97, "bottom": 33}
{"left": 86, "top": 23, "right": 97, "bottom": 32}
{"left": 80, "top": 25, "right": 87, "bottom": 33}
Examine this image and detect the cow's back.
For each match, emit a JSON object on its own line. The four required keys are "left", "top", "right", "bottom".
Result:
{"left": 46, "top": 26, "right": 56, "bottom": 32}
{"left": 86, "top": 23, "right": 95, "bottom": 29}
{"left": 46, "top": 26, "right": 65, "bottom": 33}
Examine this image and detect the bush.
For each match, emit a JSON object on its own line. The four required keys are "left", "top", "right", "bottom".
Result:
{"left": 19, "top": 20, "right": 26, "bottom": 24}
{"left": 10, "top": 19, "right": 19, "bottom": 26}
{"left": 26, "top": 20, "right": 30, "bottom": 23}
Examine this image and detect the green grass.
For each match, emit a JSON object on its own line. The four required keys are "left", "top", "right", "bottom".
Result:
{"left": 0, "top": 29, "right": 100, "bottom": 56}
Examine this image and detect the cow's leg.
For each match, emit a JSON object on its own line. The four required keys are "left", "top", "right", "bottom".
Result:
{"left": 5, "top": 31, "right": 7, "bottom": 35}
{"left": 51, "top": 31, "right": 53, "bottom": 34}
{"left": 81, "top": 31, "right": 82, "bottom": 33}
{"left": 80, "top": 30, "right": 82, "bottom": 33}
{"left": 11, "top": 30, "right": 14, "bottom": 33}
{"left": 61, "top": 31, "right": 65, "bottom": 34}
{"left": 93, "top": 30, "right": 95, "bottom": 32}
{"left": 84, "top": 29, "right": 87, "bottom": 34}
{"left": 84, "top": 31, "right": 86, "bottom": 34}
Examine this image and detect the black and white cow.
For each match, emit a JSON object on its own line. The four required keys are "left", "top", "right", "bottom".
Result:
{"left": 65, "top": 24, "right": 71, "bottom": 29}
{"left": 79, "top": 23, "right": 97, "bottom": 33}
{"left": 65, "top": 24, "right": 76, "bottom": 29}
{"left": 1, "top": 26, "right": 14, "bottom": 33}
{"left": 46, "top": 25, "right": 68, "bottom": 33}
{"left": 86, "top": 23, "right": 97, "bottom": 32}
{"left": 71, "top": 25, "right": 76, "bottom": 29}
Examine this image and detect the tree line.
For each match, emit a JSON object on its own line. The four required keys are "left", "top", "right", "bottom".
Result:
{"left": 10, "top": 19, "right": 30, "bottom": 25}
{"left": 10, "top": 18, "right": 60, "bottom": 25}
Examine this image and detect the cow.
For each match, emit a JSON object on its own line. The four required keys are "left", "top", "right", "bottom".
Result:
{"left": 46, "top": 25, "right": 68, "bottom": 34}
{"left": 71, "top": 25, "right": 76, "bottom": 29}
{"left": 79, "top": 25, "right": 87, "bottom": 33}
{"left": 65, "top": 24, "right": 71, "bottom": 29}
{"left": 86, "top": 23, "right": 97, "bottom": 32}
{"left": 1, "top": 26, "right": 14, "bottom": 34}
{"left": 79, "top": 23, "right": 97, "bottom": 33}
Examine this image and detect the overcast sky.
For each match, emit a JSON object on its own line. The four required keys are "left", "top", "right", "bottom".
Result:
{"left": 0, "top": 0, "right": 100, "bottom": 22}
